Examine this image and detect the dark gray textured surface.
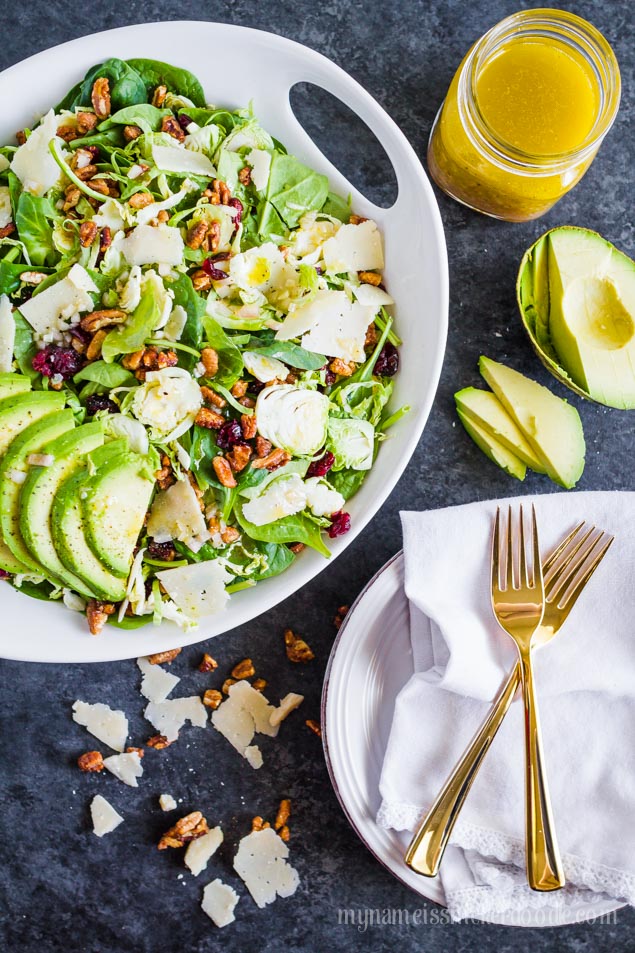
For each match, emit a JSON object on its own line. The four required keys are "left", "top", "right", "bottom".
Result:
{"left": 1, "top": 1, "right": 633, "bottom": 950}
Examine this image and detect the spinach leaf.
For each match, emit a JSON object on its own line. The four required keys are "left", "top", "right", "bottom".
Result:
{"left": 70, "top": 130, "right": 125, "bottom": 152}
{"left": 173, "top": 540, "right": 219, "bottom": 563}
{"left": 12, "top": 312, "right": 38, "bottom": 377}
{"left": 202, "top": 315, "right": 244, "bottom": 387}
{"left": 0, "top": 262, "right": 48, "bottom": 296}
{"left": 251, "top": 541, "right": 296, "bottom": 580}
{"left": 108, "top": 613, "right": 153, "bottom": 630}
{"left": 265, "top": 153, "right": 329, "bottom": 229}
{"left": 100, "top": 104, "right": 171, "bottom": 135}
{"left": 12, "top": 578, "right": 56, "bottom": 602}
{"left": 56, "top": 59, "right": 147, "bottom": 112}
{"left": 15, "top": 193, "right": 57, "bottom": 266}
{"left": 125, "top": 59, "right": 206, "bottom": 107}
{"left": 101, "top": 278, "right": 162, "bottom": 362}
{"left": 167, "top": 273, "right": 205, "bottom": 369}
{"left": 189, "top": 424, "right": 220, "bottom": 488}
{"left": 7, "top": 171, "right": 22, "bottom": 218}
{"left": 328, "top": 467, "right": 367, "bottom": 501}
{"left": 256, "top": 198, "right": 288, "bottom": 242}
{"left": 250, "top": 341, "right": 326, "bottom": 371}
{"left": 73, "top": 360, "right": 136, "bottom": 388}
{"left": 235, "top": 502, "right": 330, "bottom": 557}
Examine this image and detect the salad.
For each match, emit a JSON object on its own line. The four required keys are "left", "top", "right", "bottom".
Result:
{"left": 0, "top": 57, "right": 405, "bottom": 634}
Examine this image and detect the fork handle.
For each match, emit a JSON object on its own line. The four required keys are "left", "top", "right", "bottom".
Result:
{"left": 405, "top": 663, "right": 521, "bottom": 876}
{"left": 519, "top": 651, "right": 566, "bottom": 891}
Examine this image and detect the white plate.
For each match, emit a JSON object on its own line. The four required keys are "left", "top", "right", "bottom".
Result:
{"left": 0, "top": 22, "right": 448, "bottom": 662}
{"left": 322, "top": 552, "right": 624, "bottom": 927}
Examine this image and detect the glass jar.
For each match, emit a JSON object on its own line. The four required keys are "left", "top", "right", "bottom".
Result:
{"left": 427, "top": 9, "right": 621, "bottom": 222}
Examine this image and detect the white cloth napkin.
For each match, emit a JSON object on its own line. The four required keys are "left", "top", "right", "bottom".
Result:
{"left": 377, "top": 491, "right": 635, "bottom": 923}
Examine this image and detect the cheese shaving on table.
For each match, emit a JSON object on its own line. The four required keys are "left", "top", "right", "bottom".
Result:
{"left": 184, "top": 827, "right": 224, "bottom": 876}
{"left": 102, "top": 751, "right": 144, "bottom": 788}
{"left": 72, "top": 700, "right": 128, "bottom": 752}
{"left": 269, "top": 693, "right": 305, "bottom": 727}
{"left": 137, "top": 656, "right": 181, "bottom": 704}
{"left": 211, "top": 680, "right": 279, "bottom": 768}
{"left": 233, "top": 828, "right": 300, "bottom": 908}
{"left": 90, "top": 795, "right": 123, "bottom": 837}
{"left": 144, "top": 695, "right": 208, "bottom": 742}
{"left": 201, "top": 879, "right": 240, "bottom": 928}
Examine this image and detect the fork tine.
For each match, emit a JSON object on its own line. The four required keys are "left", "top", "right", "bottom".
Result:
{"left": 544, "top": 524, "right": 596, "bottom": 589}
{"left": 519, "top": 504, "right": 528, "bottom": 587}
{"left": 558, "top": 535, "right": 614, "bottom": 609}
{"left": 542, "top": 522, "right": 587, "bottom": 575}
{"left": 531, "top": 504, "right": 542, "bottom": 589}
{"left": 492, "top": 507, "right": 501, "bottom": 593}
{"left": 507, "top": 504, "right": 514, "bottom": 590}
{"left": 546, "top": 529, "right": 601, "bottom": 603}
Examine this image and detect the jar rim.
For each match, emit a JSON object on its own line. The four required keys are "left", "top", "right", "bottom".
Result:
{"left": 459, "top": 8, "right": 621, "bottom": 173}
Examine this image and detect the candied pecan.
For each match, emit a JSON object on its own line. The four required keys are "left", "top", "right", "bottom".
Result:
{"left": 186, "top": 221, "right": 208, "bottom": 250}
{"left": 79, "top": 221, "right": 98, "bottom": 247}
{"left": 240, "top": 414, "right": 257, "bottom": 440}
{"left": 126, "top": 747, "right": 144, "bottom": 758}
{"left": 365, "top": 323, "right": 378, "bottom": 349}
{"left": 255, "top": 436, "right": 272, "bottom": 458}
{"left": 202, "top": 689, "right": 223, "bottom": 710}
{"left": 238, "top": 166, "right": 252, "bottom": 186}
{"left": 349, "top": 213, "right": 368, "bottom": 225}
{"left": 156, "top": 209, "right": 169, "bottom": 225}
{"left": 80, "top": 309, "right": 127, "bottom": 333}
{"left": 334, "top": 605, "right": 350, "bottom": 630}
{"left": 251, "top": 816, "right": 270, "bottom": 832}
{"left": 152, "top": 84, "right": 168, "bottom": 107}
{"left": 199, "top": 653, "right": 218, "bottom": 672}
{"left": 158, "top": 811, "right": 209, "bottom": 850}
{"left": 306, "top": 719, "right": 322, "bottom": 737}
{"left": 128, "top": 191, "right": 155, "bottom": 209}
{"left": 77, "top": 751, "right": 104, "bottom": 772}
{"left": 226, "top": 443, "right": 251, "bottom": 473}
{"left": 87, "top": 179, "right": 111, "bottom": 197}
{"left": 99, "top": 226, "right": 112, "bottom": 252}
{"left": 122, "top": 350, "right": 144, "bottom": 370}
{"left": 195, "top": 407, "right": 225, "bottom": 430}
{"left": 231, "top": 658, "right": 255, "bottom": 680}
{"left": 0, "top": 223, "right": 15, "bottom": 239}
{"left": 204, "top": 220, "right": 221, "bottom": 254}
{"left": 138, "top": 346, "right": 177, "bottom": 370}
{"left": 221, "top": 677, "right": 236, "bottom": 694}
{"left": 148, "top": 648, "right": 181, "bottom": 665}
{"left": 161, "top": 116, "right": 185, "bottom": 142}
{"left": 252, "top": 678, "right": 267, "bottom": 692}
{"left": 123, "top": 124, "right": 142, "bottom": 142}
{"left": 213, "top": 456, "right": 237, "bottom": 488}
{"left": 200, "top": 347, "right": 219, "bottom": 377}
{"left": 213, "top": 179, "right": 231, "bottom": 205}
{"left": 86, "top": 598, "right": 115, "bottom": 635}
{"left": 91, "top": 77, "right": 111, "bottom": 118}
{"left": 329, "top": 357, "right": 355, "bottom": 377}
{"left": 274, "top": 798, "right": 291, "bottom": 830}
{"left": 56, "top": 124, "right": 79, "bottom": 142}
{"left": 154, "top": 462, "right": 175, "bottom": 490}
{"left": 85, "top": 329, "right": 108, "bottom": 361}
{"left": 278, "top": 825, "right": 290, "bottom": 842}
{"left": 358, "top": 270, "right": 382, "bottom": 286}
{"left": 251, "top": 448, "right": 291, "bottom": 471}
{"left": 146, "top": 734, "right": 174, "bottom": 749}
{"left": 74, "top": 163, "right": 98, "bottom": 181}
{"left": 16, "top": 130, "right": 27, "bottom": 145}
{"left": 62, "top": 185, "right": 82, "bottom": 213}
{"left": 221, "top": 526, "right": 240, "bottom": 544}
{"left": 284, "top": 628, "right": 315, "bottom": 663}
{"left": 238, "top": 396, "right": 255, "bottom": 409}
{"left": 231, "top": 379, "right": 248, "bottom": 398}
{"left": 200, "top": 386, "right": 225, "bottom": 408}
{"left": 76, "top": 111, "right": 98, "bottom": 134}
{"left": 288, "top": 542, "right": 306, "bottom": 555}
{"left": 191, "top": 269, "right": 211, "bottom": 292}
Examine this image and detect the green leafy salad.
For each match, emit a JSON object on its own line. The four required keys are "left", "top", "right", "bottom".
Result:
{"left": 0, "top": 57, "right": 405, "bottom": 634}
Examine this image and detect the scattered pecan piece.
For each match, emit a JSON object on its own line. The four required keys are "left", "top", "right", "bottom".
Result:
{"left": 349, "top": 213, "right": 368, "bottom": 225}
{"left": 146, "top": 734, "right": 174, "bottom": 749}
{"left": 252, "top": 678, "right": 267, "bottom": 692}
{"left": 85, "top": 329, "right": 108, "bottom": 362}
{"left": 86, "top": 598, "right": 115, "bottom": 635}
{"left": 200, "top": 347, "right": 219, "bottom": 377}
{"left": 202, "top": 689, "right": 223, "bottom": 709}
{"left": 152, "top": 85, "right": 168, "bottom": 107}
{"left": 221, "top": 527, "right": 240, "bottom": 545}
{"left": 329, "top": 357, "right": 355, "bottom": 377}
{"left": 200, "top": 386, "right": 225, "bottom": 408}
{"left": 240, "top": 414, "right": 257, "bottom": 440}
{"left": 199, "top": 652, "right": 218, "bottom": 672}
{"left": 126, "top": 747, "right": 144, "bottom": 758}
{"left": 158, "top": 811, "right": 209, "bottom": 850}
{"left": 274, "top": 798, "right": 291, "bottom": 831}
{"left": 231, "top": 658, "right": 255, "bottom": 680}
{"left": 334, "top": 605, "right": 350, "bottom": 630}
{"left": 278, "top": 825, "right": 290, "bottom": 842}
{"left": 77, "top": 751, "right": 104, "bottom": 772}
{"left": 231, "top": 379, "right": 248, "bottom": 398}
{"left": 91, "top": 77, "right": 111, "bottom": 118}
{"left": 284, "top": 628, "right": 315, "bottom": 663}
{"left": 161, "top": 116, "right": 185, "bottom": 142}
{"left": 288, "top": 542, "right": 306, "bottom": 555}
{"left": 195, "top": 407, "right": 225, "bottom": 430}
{"left": 0, "top": 223, "right": 15, "bottom": 239}
{"left": 148, "top": 648, "right": 182, "bottom": 665}
{"left": 238, "top": 166, "right": 252, "bottom": 185}
{"left": 191, "top": 269, "right": 211, "bottom": 292}
{"left": 306, "top": 719, "right": 322, "bottom": 737}
{"left": 255, "top": 435, "right": 272, "bottom": 458}
{"left": 123, "top": 124, "right": 142, "bottom": 142}
{"left": 358, "top": 270, "right": 382, "bottom": 286}
{"left": 251, "top": 448, "right": 291, "bottom": 471}
{"left": 128, "top": 191, "right": 155, "bottom": 209}
{"left": 213, "top": 456, "right": 237, "bottom": 488}
{"left": 251, "top": 816, "right": 270, "bottom": 832}
{"left": 226, "top": 443, "right": 252, "bottom": 473}
{"left": 76, "top": 111, "right": 98, "bottom": 134}
{"left": 80, "top": 309, "right": 127, "bottom": 332}
{"left": 221, "top": 678, "right": 236, "bottom": 694}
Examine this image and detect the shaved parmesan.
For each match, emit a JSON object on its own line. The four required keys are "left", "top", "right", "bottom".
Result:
{"left": 201, "top": 879, "right": 240, "bottom": 928}
{"left": 144, "top": 695, "right": 208, "bottom": 742}
{"left": 275, "top": 289, "right": 373, "bottom": 362}
{"left": 159, "top": 793, "right": 177, "bottom": 811}
{"left": 19, "top": 265, "right": 97, "bottom": 336}
{"left": 322, "top": 219, "right": 384, "bottom": 273}
{"left": 152, "top": 144, "right": 215, "bottom": 177}
{"left": 120, "top": 224, "right": 184, "bottom": 267}
{"left": 269, "top": 692, "right": 305, "bottom": 728}
{"left": 246, "top": 148, "right": 272, "bottom": 192}
{"left": 303, "top": 477, "right": 344, "bottom": 517}
{"left": 0, "top": 294, "right": 15, "bottom": 372}
{"left": 230, "top": 681, "right": 278, "bottom": 737}
{"left": 91, "top": 794, "right": 124, "bottom": 837}
{"left": 147, "top": 478, "right": 210, "bottom": 552}
{"left": 103, "top": 751, "right": 143, "bottom": 787}
{"left": 137, "top": 656, "right": 180, "bottom": 704}
{"left": 164, "top": 304, "right": 188, "bottom": 342}
{"left": 156, "top": 560, "right": 231, "bottom": 620}
{"left": 92, "top": 197, "right": 127, "bottom": 234}
{"left": 353, "top": 282, "right": 394, "bottom": 308}
{"left": 10, "top": 109, "right": 65, "bottom": 196}
{"left": 241, "top": 474, "right": 307, "bottom": 527}
{"left": 72, "top": 700, "right": 128, "bottom": 752}
{"left": 135, "top": 185, "right": 193, "bottom": 227}
{"left": 233, "top": 828, "right": 300, "bottom": 908}
{"left": 185, "top": 826, "right": 224, "bottom": 876}
{"left": 211, "top": 681, "right": 279, "bottom": 767}
{"left": 0, "top": 186, "right": 12, "bottom": 229}
{"left": 244, "top": 746, "right": 263, "bottom": 769}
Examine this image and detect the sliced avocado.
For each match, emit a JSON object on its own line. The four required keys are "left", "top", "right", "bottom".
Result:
{"left": 19, "top": 421, "right": 104, "bottom": 596}
{"left": 0, "top": 410, "right": 76, "bottom": 576}
{"left": 457, "top": 409, "right": 526, "bottom": 481}
{"left": 454, "top": 387, "right": 545, "bottom": 472}
{"left": 51, "top": 468, "right": 128, "bottom": 602}
{"left": 0, "top": 373, "right": 31, "bottom": 400}
{"left": 479, "top": 356, "right": 585, "bottom": 489}
{"left": 0, "top": 391, "right": 67, "bottom": 457}
{"left": 82, "top": 445, "right": 155, "bottom": 578}
{"left": 547, "top": 228, "right": 635, "bottom": 409}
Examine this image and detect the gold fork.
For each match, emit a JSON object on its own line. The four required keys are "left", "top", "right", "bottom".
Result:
{"left": 405, "top": 515, "right": 613, "bottom": 886}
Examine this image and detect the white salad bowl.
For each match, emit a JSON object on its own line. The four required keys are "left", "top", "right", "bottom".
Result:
{"left": 0, "top": 21, "right": 448, "bottom": 662}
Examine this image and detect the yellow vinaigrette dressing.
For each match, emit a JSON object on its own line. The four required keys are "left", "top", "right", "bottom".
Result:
{"left": 428, "top": 10, "right": 621, "bottom": 221}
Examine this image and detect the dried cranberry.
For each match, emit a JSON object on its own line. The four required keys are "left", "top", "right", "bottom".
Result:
{"left": 69, "top": 326, "right": 91, "bottom": 346}
{"left": 178, "top": 113, "right": 192, "bottom": 131}
{"left": 247, "top": 380, "right": 266, "bottom": 395}
{"left": 307, "top": 452, "right": 335, "bottom": 478}
{"left": 373, "top": 343, "right": 399, "bottom": 377}
{"left": 32, "top": 345, "right": 83, "bottom": 380}
{"left": 324, "top": 369, "right": 336, "bottom": 386}
{"left": 328, "top": 511, "right": 351, "bottom": 538}
{"left": 228, "top": 197, "right": 243, "bottom": 224}
{"left": 84, "top": 145, "right": 100, "bottom": 160}
{"left": 148, "top": 539, "right": 176, "bottom": 561}
{"left": 0, "top": 569, "right": 10, "bottom": 580}
{"left": 201, "top": 258, "right": 229, "bottom": 281}
{"left": 216, "top": 419, "right": 243, "bottom": 450}
{"left": 85, "top": 394, "right": 118, "bottom": 416}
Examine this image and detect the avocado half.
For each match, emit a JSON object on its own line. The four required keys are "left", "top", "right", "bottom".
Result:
{"left": 517, "top": 226, "right": 635, "bottom": 409}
